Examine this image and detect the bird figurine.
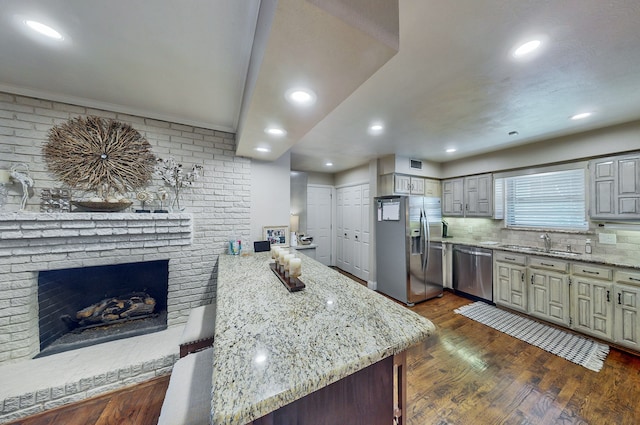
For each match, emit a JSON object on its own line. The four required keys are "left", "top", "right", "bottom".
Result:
{"left": 10, "top": 163, "right": 34, "bottom": 211}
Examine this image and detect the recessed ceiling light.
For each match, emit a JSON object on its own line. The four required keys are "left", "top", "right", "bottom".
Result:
{"left": 254, "top": 147, "right": 271, "bottom": 153}
{"left": 513, "top": 39, "right": 541, "bottom": 57}
{"left": 325, "top": 162, "right": 333, "bottom": 167}
{"left": 24, "top": 20, "right": 63, "bottom": 40}
{"left": 285, "top": 88, "right": 316, "bottom": 106}
{"left": 571, "top": 112, "right": 592, "bottom": 120}
{"left": 264, "top": 127, "right": 286, "bottom": 137}
{"left": 446, "top": 148, "right": 457, "bottom": 153}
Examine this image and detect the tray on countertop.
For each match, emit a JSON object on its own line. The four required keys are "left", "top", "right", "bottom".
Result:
{"left": 269, "top": 262, "right": 305, "bottom": 292}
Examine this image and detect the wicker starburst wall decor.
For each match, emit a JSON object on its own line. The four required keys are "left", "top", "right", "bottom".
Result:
{"left": 43, "top": 116, "right": 156, "bottom": 204}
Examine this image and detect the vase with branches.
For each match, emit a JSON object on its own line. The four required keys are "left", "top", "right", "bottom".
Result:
{"left": 155, "top": 158, "right": 203, "bottom": 211}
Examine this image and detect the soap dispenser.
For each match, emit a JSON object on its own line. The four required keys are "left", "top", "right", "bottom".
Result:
{"left": 585, "top": 238, "right": 592, "bottom": 254}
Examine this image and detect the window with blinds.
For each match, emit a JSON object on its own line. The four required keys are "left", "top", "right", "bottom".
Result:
{"left": 505, "top": 168, "right": 587, "bottom": 230}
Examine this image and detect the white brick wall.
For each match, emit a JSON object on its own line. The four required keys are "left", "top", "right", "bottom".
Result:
{"left": 0, "top": 92, "right": 251, "bottom": 365}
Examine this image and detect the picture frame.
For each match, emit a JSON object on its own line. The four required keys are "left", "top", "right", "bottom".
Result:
{"left": 263, "top": 225, "right": 289, "bottom": 246}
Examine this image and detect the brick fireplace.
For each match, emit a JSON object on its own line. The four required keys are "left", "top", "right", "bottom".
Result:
{"left": 0, "top": 212, "right": 200, "bottom": 421}
{"left": 0, "top": 212, "right": 192, "bottom": 365}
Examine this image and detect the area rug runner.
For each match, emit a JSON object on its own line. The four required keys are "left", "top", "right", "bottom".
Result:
{"left": 454, "top": 301, "right": 609, "bottom": 372}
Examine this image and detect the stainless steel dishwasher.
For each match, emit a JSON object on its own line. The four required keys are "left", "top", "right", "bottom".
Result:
{"left": 452, "top": 245, "right": 493, "bottom": 302}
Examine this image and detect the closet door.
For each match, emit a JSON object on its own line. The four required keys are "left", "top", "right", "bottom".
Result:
{"left": 336, "top": 184, "right": 370, "bottom": 281}
{"left": 307, "top": 185, "right": 332, "bottom": 266}
{"left": 336, "top": 189, "right": 345, "bottom": 271}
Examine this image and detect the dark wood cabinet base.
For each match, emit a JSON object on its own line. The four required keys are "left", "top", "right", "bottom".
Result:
{"left": 250, "top": 355, "right": 396, "bottom": 425}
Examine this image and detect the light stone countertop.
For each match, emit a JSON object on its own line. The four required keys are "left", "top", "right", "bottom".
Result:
{"left": 440, "top": 237, "right": 640, "bottom": 270}
{"left": 211, "top": 252, "right": 436, "bottom": 425}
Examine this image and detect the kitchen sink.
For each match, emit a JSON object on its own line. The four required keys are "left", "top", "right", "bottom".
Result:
{"left": 500, "top": 244, "right": 545, "bottom": 253}
{"left": 500, "top": 244, "right": 581, "bottom": 257}
{"left": 548, "top": 250, "right": 581, "bottom": 257}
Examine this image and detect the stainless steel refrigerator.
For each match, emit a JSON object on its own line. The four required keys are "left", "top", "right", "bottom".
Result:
{"left": 375, "top": 196, "right": 443, "bottom": 305}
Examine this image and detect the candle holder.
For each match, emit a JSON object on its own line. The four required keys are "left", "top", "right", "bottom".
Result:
{"left": 270, "top": 259, "right": 305, "bottom": 292}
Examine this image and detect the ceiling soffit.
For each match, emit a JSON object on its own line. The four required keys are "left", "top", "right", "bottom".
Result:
{"left": 236, "top": 0, "right": 399, "bottom": 161}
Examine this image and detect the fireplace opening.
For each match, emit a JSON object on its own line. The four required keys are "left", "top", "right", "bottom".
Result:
{"left": 36, "top": 260, "right": 169, "bottom": 358}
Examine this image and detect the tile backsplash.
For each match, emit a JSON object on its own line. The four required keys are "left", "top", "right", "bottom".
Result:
{"left": 444, "top": 217, "right": 640, "bottom": 263}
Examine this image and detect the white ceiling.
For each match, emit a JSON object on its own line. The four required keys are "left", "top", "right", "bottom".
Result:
{"left": 2, "top": 0, "right": 640, "bottom": 174}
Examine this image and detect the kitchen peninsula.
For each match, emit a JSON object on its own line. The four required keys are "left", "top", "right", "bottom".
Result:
{"left": 212, "top": 252, "right": 436, "bottom": 425}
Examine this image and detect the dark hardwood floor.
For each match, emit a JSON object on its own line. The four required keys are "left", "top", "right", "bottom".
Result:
{"left": 10, "top": 291, "right": 640, "bottom": 425}
{"left": 406, "top": 292, "right": 640, "bottom": 425}
{"left": 6, "top": 376, "right": 169, "bottom": 425}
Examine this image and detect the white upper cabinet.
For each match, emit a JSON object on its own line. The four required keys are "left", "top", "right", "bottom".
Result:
{"left": 442, "top": 174, "right": 492, "bottom": 217}
{"left": 442, "top": 178, "right": 464, "bottom": 216}
{"left": 590, "top": 153, "right": 640, "bottom": 220}
{"left": 379, "top": 173, "right": 439, "bottom": 196}
{"left": 464, "top": 174, "right": 493, "bottom": 216}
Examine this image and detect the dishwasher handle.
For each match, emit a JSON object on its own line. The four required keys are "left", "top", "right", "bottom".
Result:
{"left": 453, "top": 247, "right": 492, "bottom": 257}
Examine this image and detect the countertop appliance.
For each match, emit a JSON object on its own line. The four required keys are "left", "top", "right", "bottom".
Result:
{"left": 452, "top": 245, "right": 493, "bottom": 302}
{"left": 375, "top": 196, "right": 443, "bottom": 305}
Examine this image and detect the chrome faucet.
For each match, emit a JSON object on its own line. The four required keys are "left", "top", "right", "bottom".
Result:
{"left": 540, "top": 233, "right": 551, "bottom": 252}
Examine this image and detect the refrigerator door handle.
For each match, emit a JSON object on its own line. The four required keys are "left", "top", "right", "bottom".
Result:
{"left": 422, "top": 208, "right": 430, "bottom": 271}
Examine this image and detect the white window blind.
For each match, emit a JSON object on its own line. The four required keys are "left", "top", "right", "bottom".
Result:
{"left": 494, "top": 177, "right": 504, "bottom": 219}
{"left": 505, "top": 169, "right": 587, "bottom": 230}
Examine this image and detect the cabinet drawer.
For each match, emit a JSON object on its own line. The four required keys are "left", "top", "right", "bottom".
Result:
{"left": 571, "top": 263, "right": 613, "bottom": 281}
{"left": 495, "top": 251, "right": 526, "bottom": 266}
{"left": 615, "top": 270, "right": 640, "bottom": 287}
{"left": 529, "top": 256, "right": 569, "bottom": 273}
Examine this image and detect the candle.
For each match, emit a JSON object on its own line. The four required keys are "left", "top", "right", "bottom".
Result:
{"left": 0, "top": 170, "right": 10, "bottom": 184}
{"left": 289, "top": 258, "right": 302, "bottom": 278}
{"left": 283, "top": 254, "right": 294, "bottom": 272}
{"left": 278, "top": 249, "right": 288, "bottom": 266}
{"left": 271, "top": 246, "right": 280, "bottom": 259}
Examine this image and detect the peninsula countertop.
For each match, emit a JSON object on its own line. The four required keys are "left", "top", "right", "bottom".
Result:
{"left": 211, "top": 251, "right": 436, "bottom": 425}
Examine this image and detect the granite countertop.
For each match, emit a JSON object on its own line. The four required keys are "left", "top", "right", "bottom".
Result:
{"left": 211, "top": 252, "right": 436, "bottom": 425}
{"left": 440, "top": 237, "right": 640, "bottom": 270}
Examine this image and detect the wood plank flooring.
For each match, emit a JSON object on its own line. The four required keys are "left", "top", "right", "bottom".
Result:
{"left": 9, "top": 291, "right": 640, "bottom": 425}
{"left": 6, "top": 376, "right": 169, "bottom": 425}
{"left": 406, "top": 292, "right": 640, "bottom": 425}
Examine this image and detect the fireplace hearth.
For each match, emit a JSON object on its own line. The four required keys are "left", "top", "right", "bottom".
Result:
{"left": 37, "top": 260, "right": 169, "bottom": 357}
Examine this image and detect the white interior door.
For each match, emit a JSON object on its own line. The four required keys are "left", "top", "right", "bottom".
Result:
{"left": 306, "top": 185, "right": 332, "bottom": 266}
{"left": 341, "top": 186, "right": 354, "bottom": 273}
{"left": 360, "top": 184, "right": 370, "bottom": 281}
{"left": 352, "top": 186, "right": 363, "bottom": 277}
{"left": 336, "top": 189, "right": 345, "bottom": 270}
{"left": 336, "top": 184, "right": 370, "bottom": 281}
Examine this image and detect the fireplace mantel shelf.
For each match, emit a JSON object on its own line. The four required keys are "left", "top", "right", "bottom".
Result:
{"left": 0, "top": 212, "right": 193, "bottom": 258}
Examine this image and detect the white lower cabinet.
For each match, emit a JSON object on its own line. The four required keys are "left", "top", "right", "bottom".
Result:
{"left": 528, "top": 256, "right": 570, "bottom": 327}
{"left": 492, "top": 251, "right": 640, "bottom": 351}
{"left": 613, "top": 270, "right": 640, "bottom": 351}
{"left": 570, "top": 263, "right": 614, "bottom": 341}
{"left": 494, "top": 252, "right": 527, "bottom": 313}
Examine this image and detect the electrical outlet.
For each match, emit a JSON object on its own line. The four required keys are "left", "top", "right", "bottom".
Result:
{"left": 467, "top": 226, "right": 473, "bottom": 234}
{"left": 598, "top": 233, "right": 617, "bottom": 245}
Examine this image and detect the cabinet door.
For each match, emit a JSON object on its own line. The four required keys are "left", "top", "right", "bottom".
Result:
{"left": 464, "top": 174, "right": 492, "bottom": 217}
{"left": 424, "top": 179, "right": 441, "bottom": 197}
{"left": 618, "top": 159, "right": 640, "bottom": 215}
{"left": 529, "top": 269, "right": 570, "bottom": 326}
{"left": 410, "top": 177, "right": 424, "bottom": 195}
{"left": 614, "top": 283, "right": 640, "bottom": 351}
{"left": 394, "top": 175, "right": 411, "bottom": 194}
{"left": 571, "top": 277, "right": 614, "bottom": 341}
{"left": 590, "top": 154, "right": 640, "bottom": 219}
{"left": 495, "top": 262, "right": 527, "bottom": 313}
{"left": 442, "top": 178, "right": 463, "bottom": 216}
